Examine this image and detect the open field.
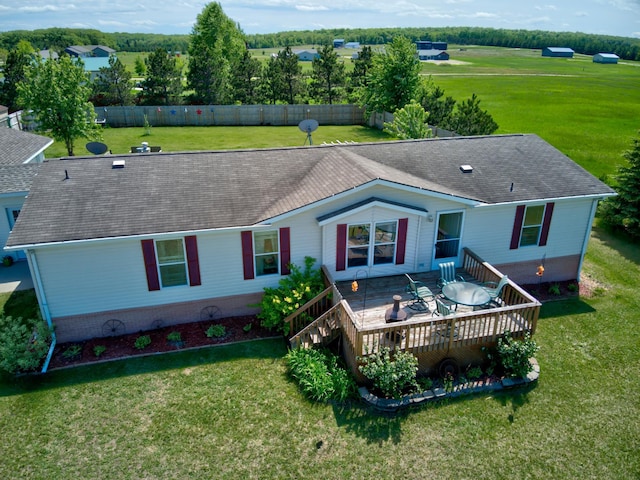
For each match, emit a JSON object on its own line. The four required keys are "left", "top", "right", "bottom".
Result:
{"left": 0, "top": 226, "right": 638, "bottom": 480}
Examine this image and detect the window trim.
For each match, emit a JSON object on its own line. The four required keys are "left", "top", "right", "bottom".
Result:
{"left": 345, "top": 220, "right": 400, "bottom": 269}
{"left": 253, "top": 230, "right": 280, "bottom": 277}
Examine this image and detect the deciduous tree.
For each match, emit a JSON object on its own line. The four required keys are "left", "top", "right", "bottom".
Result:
{"left": 361, "top": 36, "right": 421, "bottom": 113}
{"left": 310, "top": 44, "right": 345, "bottom": 104}
{"left": 18, "top": 55, "right": 100, "bottom": 156}
{"left": 0, "top": 40, "right": 34, "bottom": 112}
{"left": 187, "top": 2, "right": 247, "bottom": 104}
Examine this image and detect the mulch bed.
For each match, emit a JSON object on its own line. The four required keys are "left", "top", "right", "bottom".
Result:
{"left": 48, "top": 315, "right": 278, "bottom": 370}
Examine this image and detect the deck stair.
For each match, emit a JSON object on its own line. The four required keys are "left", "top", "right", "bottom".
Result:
{"left": 289, "top": 305, "right": 341, "bottom": 349}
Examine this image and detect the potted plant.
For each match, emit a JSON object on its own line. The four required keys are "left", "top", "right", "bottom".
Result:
{"left": 2, "top": 255, "right": 13, "bottom": 267}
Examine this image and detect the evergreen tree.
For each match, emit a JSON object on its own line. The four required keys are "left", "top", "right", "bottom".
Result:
{"left": 18, "top": 55, "right": 100, "bottom": 156}
{"left": 230, "top": 49, "right": 262, "bottom": 104}
{"left": 140, "top": 48, "right": 183, "bottom": 105}
{"left": 361, "top": 36, "right": 421, "bottom": 113}
{"left": 134, "top": 56, "right": 146, "bottom": 77}
{"left": 0, "top": 40, "right": 34, "bottom": 112}
{"left": 187, "top": 2, "right": 246, "bottom": 104}
{"left": 443, "top": 93, "right": 498, "bottom": 136}
{"left": 276, "top": 46, "right": 304, "bottom": 104}
{"left": 261, "top": 55, "right": 283, "bottom": 104}
{"left": 416, "top": 77, "right": 456, "bottom": 128}
{"left": 91, "top": 56, "right": 134, "bottom": 106}
{"left": 310, "top": 44, "right": 345, "bottom": 104}
{"left": 383, "top": 101, "right": 433, "bottom": 140}
{"left": 600, "top": 133, "right": 640, "bottom": 239}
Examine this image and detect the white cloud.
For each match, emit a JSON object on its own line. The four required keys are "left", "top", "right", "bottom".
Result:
{"left": 295, "top": 5, "right": 329, "bottom": 11}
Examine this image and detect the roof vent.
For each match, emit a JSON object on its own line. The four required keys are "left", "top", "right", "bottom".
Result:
{"left": 460, "top": 164, "right": 473, "bottom": 173}
{"left": 112, "top": 160, "right": 125, "bottom": 169}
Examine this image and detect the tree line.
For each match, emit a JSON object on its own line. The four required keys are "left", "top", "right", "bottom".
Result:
{"left": 0, "top": 25, "right": 638, "bottom": 61}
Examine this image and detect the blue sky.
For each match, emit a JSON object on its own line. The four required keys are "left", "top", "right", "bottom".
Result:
{"left": 1, "top": 0, "right": 639, "bottom": 38}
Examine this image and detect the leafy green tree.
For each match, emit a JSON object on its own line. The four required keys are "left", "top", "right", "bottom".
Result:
{"left": 310, "top": 44, "right": 345, "bottom": 104}
{"left": 134, "top": 56, "right": 146, "bottom": 77}
{"left": 362, "top": 36, "right": 421, "bottom": 113}
{"left": 443, "top": 93, "right": 498, "bottom": 136}
{"left": 383, "top": 101, "right": 433, "bottom": 140}
{"left": 0, "top": 315, "right": 53, "bottom": 374}
{"left": 0, "top": 40, "right": 35, "bottom": 112}
{"left": 187, "top": 2, "right": 247, "bottom": 104}
{"left": 140, "top": 48, "right": 183, "bottom": 105}
{"left": 230, "top": 49, "right": 263, "bottom": 104}
{"left": 91, "top": 56, "right": 134, "bottom": 106}
{"left": 18, "top": 55, "right": 100, "bottom": 156}
{"left": 600, "top": 132, "right": 640, "bottom": 239}
{"left": 276, "top": 46, "right": 304, "bottom": 104}
{"left": 416, "top": 76, "right": 456, "bottom": 128}
{"left": 260, "top": 55, "right": 283, "bottom": 104}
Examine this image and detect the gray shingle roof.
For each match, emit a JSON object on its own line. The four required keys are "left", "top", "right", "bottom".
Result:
{"left": 0, "top": 164, "right": 40, "bottom": 194}
{"left": 0, "top": 127, "right": 52, "bottom": 165}
{"left": 6, "top": 134, "right": 615, "bottom": 247}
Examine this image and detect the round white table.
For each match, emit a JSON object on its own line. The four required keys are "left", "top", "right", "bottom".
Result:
{"left": 442, "top": 282, "right": 491, "bottom": 307}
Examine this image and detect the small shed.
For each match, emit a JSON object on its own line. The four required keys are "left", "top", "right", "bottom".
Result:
{"left": 593, "top": 53, "right": 619, "bottom": 64}
{"left": 542, "top": 47, "right": 574, "bottom": 58}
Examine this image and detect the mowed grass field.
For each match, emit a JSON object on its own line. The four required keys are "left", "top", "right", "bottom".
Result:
{"left": 2, "top": 46, "right": 639, "bottom": 479}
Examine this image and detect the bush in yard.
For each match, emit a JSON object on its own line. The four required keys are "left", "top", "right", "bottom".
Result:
{"left": 255, "top": 257, "right": 325, "bottom": 335}
{"left": 134, "top": 335, "right": 151, "bottom": 350}
{"left": 358, "top": 346, "right": 419, "bottom": 399}
{"left": 490, "top": 330, "right": 539, "bottom": 378}
{"left": 205, "top": 324, "right": 226, "bottom": 338}
{"left": 285, "top": 347, "right": 357, "bottom": 402}
{"left": 0, "top": 315, "right": 53, "bottom": 374}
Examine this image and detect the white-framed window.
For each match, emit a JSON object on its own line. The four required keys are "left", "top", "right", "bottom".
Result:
{"left": 254, "top": 230, "right": 279, "bottom": 276}
{"left": 156, "top": 239, "right": 188, "bottom": 287}
{"left": 347, "top": 221, "right": 397, "bottom": 268}
{"left": 520, "top": 205, "right": 545, "bottom": 247}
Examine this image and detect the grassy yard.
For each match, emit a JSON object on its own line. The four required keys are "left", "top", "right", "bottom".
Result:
{"left": 0, "top": 227, "right": 638, "bottom": 479}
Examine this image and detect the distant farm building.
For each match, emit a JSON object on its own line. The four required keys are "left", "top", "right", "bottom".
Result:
{"left": 345, "top": 42, "right": 360, "bottom": 49}
{"left": 593, "top": 53, "right": 619, "bottom": 64}
{"left": 333, "top": 39, "right": 345, "bottom": 48}
{"left": 416, "top": 40, "right": 448, "bottom": 50}
{"left": 293, "top": 49, "right": 320, "bottom": 61}
{"left": 542, "top": 47, "right": 574, "bottom": 58}
{"left": 418, "top": 50, "right": 450, "bottom": 61}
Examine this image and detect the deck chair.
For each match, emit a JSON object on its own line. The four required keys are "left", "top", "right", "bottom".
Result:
{"left": 404, "top": 273, "right": 435, "bottom": 311}
{"left": 481, "top": 275, "right": 509, "bottom": 305}
{"left": 431, "top": 298, "right": 454, "bottom": 317}
{"left": 436, "top": 261, "right": 465, "bottom": 288}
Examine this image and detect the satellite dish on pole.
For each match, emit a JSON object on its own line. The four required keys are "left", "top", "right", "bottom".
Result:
{"left": 298, "top": 119, "right": 319, "bottom": 145}
{"left": 86, "top": 142, "right": 108, "bottom": 155}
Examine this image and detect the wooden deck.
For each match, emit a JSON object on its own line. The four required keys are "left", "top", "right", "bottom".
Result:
{"left": 287, "top": 248, "right": 542, "bottom": 375}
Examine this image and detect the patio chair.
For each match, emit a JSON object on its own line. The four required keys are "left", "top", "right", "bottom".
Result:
{"left": 436, "top": 261, "right": 465, "bottom": 288}
{"left": 404, "top": 273, "right": 435, "bottom": 311}
{"left": 481, "top": 275, "right": 509, "bottom": 305}
{"left": 432, "top": 298, "right": 455, "bottom": 317}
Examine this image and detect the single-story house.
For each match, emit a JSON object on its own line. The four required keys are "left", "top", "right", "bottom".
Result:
{"left": 418, "top": 49, "right": 450, "bottom": 61}
{"left": 0, "top": 126, "right": 52, "bottom": 262}
{"left": 542, "top": 47, "right": 574, "bottom": 58}
{"left": 5, "top": 134, "right": 615, "bottom": 343}
{"left": 593, "top": 53, "right": 619, "bottom": 64}
{"left": 293, "top": 49, "right": 320, "bottom": 61}
{"left": 38, "top": 50, "right": 59, "bottom": 60}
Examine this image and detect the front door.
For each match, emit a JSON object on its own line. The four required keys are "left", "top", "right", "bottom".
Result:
{"left": 431, "top": 211, "right": 464, "bottom": 270}
{"left": 6, "top": 207, "right": 26, "bottom": 260}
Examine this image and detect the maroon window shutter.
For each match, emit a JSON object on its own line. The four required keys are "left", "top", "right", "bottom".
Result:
{"left": 336, "top": 224, "right": 347, "bottom": 271}
{"left": 510, "top": 205, "right": 526, "bottom": 250}
{"left": 184, "top": 235, "right": 201, "bottom": 286}
{"left": 279, "top": 227, "right": 291, "bottom": 275}
{"left": 241, "top": 231, "right": 255, "bottom": 280}
{"left": 395, "top": 218, "right": 408, "bottom": 264}
{"left": 539, "top": 202, "right": 555, "bottom": 246}
{"left": 141, "top": 239, "right": 160, "bottom": 291}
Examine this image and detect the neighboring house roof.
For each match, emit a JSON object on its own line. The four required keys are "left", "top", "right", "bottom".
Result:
{"left": 0, "top": 127, "right": 53, "bottom": 165}
{"left": 38, "top": 50, "right": 59, "bottom": 60}
{"left": 75, "top": 57, "right": 111, "bottom": 72}
{"left": 0, "top": 164, "right": 40, "bottom": 194}
{"left": 6, "top": 134, "right": 615, "bottom": 248}
{"left": 65, "top": 45, "right": 92, "bottom": 57}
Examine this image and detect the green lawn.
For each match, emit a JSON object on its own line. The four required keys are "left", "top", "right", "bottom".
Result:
{"left": 0, "top": 227, "right": 638, "bottom": 479}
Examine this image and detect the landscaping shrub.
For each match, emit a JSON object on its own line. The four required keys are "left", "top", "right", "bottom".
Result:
{"left": 205, "top": 324, "right": 226, "bottom": 338}
{"left": 62, "top": 345, "right": 82, "bottom": 359}
{"left": 358, "top": 346, "right": 418, "bottom": 399}
{"left": 487, "top": 330, "right": 539, "bottom": 378}
{"left": 285, "top": 347, "right": 357, "bottom": 402}
{"left": 134, "top": 335, "right": 151, "bottom": 350}
{"left": 0, "top": 315, "right": 53, "bottom": 374}
{"left": 255, "top": 257, "right": 325, "bottom": 335}
{"left": 167, "top": 331, "right": 182, "bottom": 343}
{"left": 93, "top": 345, "right": 106, "bottom": 357}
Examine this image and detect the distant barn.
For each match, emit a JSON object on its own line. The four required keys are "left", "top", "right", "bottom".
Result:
{"left": 293, "top": 49, "right": 319, "bottom": 61}
{"left": 333, "top": 39, "right": 345, "bottom": 48}
{"left": 542, "top": 47, "right": 574, "bottom": 58}
{"left": 593, "top": 53, "right": 619, "bottom": 64}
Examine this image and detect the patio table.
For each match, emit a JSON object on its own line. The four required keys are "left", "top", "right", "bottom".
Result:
{"left": 441, "top": 282, "right": 491, "bottom": 308}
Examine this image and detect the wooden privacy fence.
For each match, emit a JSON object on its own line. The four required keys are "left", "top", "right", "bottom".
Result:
{"left": 95, "top": 104, "right": 366, "bottom": 128}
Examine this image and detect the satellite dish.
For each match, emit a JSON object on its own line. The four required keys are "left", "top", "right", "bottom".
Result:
{"left": 86, "top": 142, "right": 108, "bottom": 155}
{"left": 298, "top": 119, "right": 319, "bottom": 145}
